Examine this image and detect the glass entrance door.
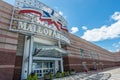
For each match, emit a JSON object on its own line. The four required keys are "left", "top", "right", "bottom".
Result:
{"left": 32, "top": 61, "right": 55, "bottom": 78}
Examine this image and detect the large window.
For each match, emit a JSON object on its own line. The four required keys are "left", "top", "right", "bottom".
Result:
{"left": 97, "top": 53, "right": 100, "bottom": 60}
{"left": 90, "top": 51, "right": 94, "bottom": 60}
{"left": 80, "top": 48, "right": 85, "bottom": 60}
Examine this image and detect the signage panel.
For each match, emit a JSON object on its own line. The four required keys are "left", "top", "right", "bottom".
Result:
{"left": 10, "top": 0, "right": 70, "bottom": 44}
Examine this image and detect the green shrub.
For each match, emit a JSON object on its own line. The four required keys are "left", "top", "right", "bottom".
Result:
{"left": 64, "top": 71, "right": 70, "bottom": 76}
{"left": 61, "top": 72, "right": 65, "bottom": 77}
{"left": 56, "top": 72, "right": 60, "bottom": 78}
{"left": 55, "top": 71, "right": 63, "bottom": 78}
{"left": 44, "top": 72, "right": 53, "bottom": 80}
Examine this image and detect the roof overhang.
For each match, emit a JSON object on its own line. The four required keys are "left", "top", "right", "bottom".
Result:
{"left": 33, "top": 46, "right": 68, "bottom": 58}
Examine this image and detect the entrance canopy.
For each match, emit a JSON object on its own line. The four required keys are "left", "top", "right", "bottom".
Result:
{"left": 33, "top": 46, "right": 68, "bottom": 58}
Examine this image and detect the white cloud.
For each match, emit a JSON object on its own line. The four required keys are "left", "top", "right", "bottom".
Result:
{"left": 108, "top": 50, "right": 112, "bottom": 52}
{"left": 70, "top": 27, "right": 79, "bottom": 34}
{"left": 111, "top": 12, "right": 120, "bottom": 21}
{"left": 54, "top": 7, "right": 67, "bottom": 19}
{"left": 112, "top": 42, "right": 120, "bottom": 52}
{"left": 112, "top": 43, "right": 119, "bottom": 48}
{"left": 81, "top": 12, "right": 120, "bottom": 42}
{"left": 82, "top": 26, "right": 88, "bottom": 30}
{"left": 59, "top": 11, "right": 63, "bottom": 16}
{"left": 116, "top": 49, "right": 120, "bottom": 52}
{"left": 58, "top": 11, "right": 67, "bottom": 19}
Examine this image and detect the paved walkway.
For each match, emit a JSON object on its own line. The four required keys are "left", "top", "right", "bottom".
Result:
{"left": 102, "top": 67, "right": 120, "bottom": 80}
{"left": 39, "top": 67, "right": 120, "bottom": 80}
{"left": 54, "top": 67, "right": 120, "bottom": 80}
{"left": 54, "top": 73, "right": 111, "bottom": 80}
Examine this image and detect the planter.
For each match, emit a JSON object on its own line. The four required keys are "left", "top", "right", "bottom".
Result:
{"left": 70, "top": 69, "right": 76, "bottom": 75}
{"left": 70, "top": 71, "right": 76, "bottom": 75}
{"left": 64, "top": 71, "right": 70, "bottom": 76}
{"left": 44, "top": 73, "right": 53, "bottom": 80}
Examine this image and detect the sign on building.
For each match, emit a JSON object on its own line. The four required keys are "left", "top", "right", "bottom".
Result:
{"left": 10, "top": 0, "right": 70, "bottom": 44}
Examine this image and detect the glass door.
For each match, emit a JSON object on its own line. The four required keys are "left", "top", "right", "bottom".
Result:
{"left": 43, "top": 61, "right": 54, "bottom": 75}
{"left": 32, "top": 61, "right": 43, "bottom": 78}
{"left": 32, "top": 61, "right": 55, "bottom": 78}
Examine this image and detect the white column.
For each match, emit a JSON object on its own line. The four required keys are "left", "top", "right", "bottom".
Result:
{"left": 21, "top": 36, "right": 30, "bottom": 80}
{"left": 58, "top": 39, "right": 61, "bottom": 48}
{"left": 61, "top": 58, "right": 64, "bottom": 72}
{"left": 28, "top": 36, "right": 34, "bottom": 74}
{"left": 55, "top": 60, "right": 59, "bottom": 74}
{"left": 21, "top": 36, "right": 34, "bottom": 80}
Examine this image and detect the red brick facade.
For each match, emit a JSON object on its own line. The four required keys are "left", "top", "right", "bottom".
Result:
{"left": 0, "top": 1, "right": 18, "bottom": 80}
{"left": 63, "top": 34, "right": 119, "bottom": 72}
{"left": 13, "top": 56, "right": 23, "bottom": 80}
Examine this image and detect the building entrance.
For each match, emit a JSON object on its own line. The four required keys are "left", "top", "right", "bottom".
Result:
{"left": 21, "top": 36, "right": 67, "bottom": 79}
{"left": 32, "top": 60, "right": 55, "bottom": 78}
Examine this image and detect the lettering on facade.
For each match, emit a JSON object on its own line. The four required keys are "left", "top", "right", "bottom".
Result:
{"left": 18, "top": 21, "right": 70, "bottom": 43}
{"left": 10, "top": 0, "right": 70, "bottom": 44}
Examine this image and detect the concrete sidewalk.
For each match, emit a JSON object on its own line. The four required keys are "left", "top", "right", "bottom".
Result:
{"left": 102, "top": 67, "right": 120, "bottom": 80}
{"left": 39, "top": 67, "right": 120, "bottom": 80}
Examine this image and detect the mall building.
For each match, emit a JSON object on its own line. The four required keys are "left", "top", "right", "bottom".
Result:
{"left": 0, "top": 0, "right": 120, "bottom": 80}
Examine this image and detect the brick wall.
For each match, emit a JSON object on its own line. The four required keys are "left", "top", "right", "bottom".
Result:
{"left": 64, "top": 33, "right": 118, "bottom": 72}
{"left": 0, "top": 31, "right": 18, "bottom": 80}
{"left": 114, "top": 51, "right": 120, "bottom": 66}
{"left": 0, "top": 1, "right": 18, "bottom": 80}
{"left": 13, "top": 34, "right": 25, "bottom": 80}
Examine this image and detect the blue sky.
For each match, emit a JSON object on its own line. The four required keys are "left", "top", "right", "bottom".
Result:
{"left": 4, "top": 0, "right": 120, "bottom": 52}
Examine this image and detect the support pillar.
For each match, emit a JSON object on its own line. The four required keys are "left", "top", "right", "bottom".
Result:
{"left": 60, "top": 58, "right": 64, "bottom": 72}
{"left": 28, "top": 36, "right": 34, "bottom": 74}
{"left": 58, "top": 40, "right": 61, "bottom": 48}
{"left": 21, "top": 36, "right": 33, "bottom": 80}
{"left": 21, "top": 36, "right": 29, "bottom": 80}
{"left": 55, "top": 60, "right": 59, "bottom": 74}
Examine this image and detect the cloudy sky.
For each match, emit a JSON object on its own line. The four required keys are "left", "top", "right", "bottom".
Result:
{"left": 4, "top": 0, "right": 120, "bottom": 52}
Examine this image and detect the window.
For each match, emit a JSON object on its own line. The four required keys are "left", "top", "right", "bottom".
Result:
{"left": 90, "top": 51, "right": 94, "bottom": 60}
{"left": 97, "top": 53, "right": 100, "bottom": 60}
{"left": 80, "top": 48, "right": 85, "bottom": 59}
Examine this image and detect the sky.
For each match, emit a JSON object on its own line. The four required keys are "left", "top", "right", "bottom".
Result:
{"left": 4, "top": 0, "right": 120, "bottom": 52}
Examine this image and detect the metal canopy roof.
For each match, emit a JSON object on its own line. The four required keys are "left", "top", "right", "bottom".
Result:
{"left": 33, "top": 46, "right": 68, "bottom": 58}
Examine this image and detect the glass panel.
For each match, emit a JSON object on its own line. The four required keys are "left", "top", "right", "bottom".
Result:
{"left": 33, "top": 42, "right": 46, "bottom": 54}
{"left": 39, "top": 74, "right": 42, "bottom": 76}
{"left": 40, "top": 70, "right": 42, "bottom": 73}
{"left": 37, "top": 62, "right": 42, "bottom": 68}
{"left": 33, "top": 61, "right": 55, "bottom": 78}
{"left": 33, "top": 62, "right": 42, "bottom": 68}
{"left": 37, "top": 70, "right": 39, "bottom": 73}
{"left": 34, "top": 70, "right": 37, "bottom": 73}
{"left": 80, "top": 48, "right": 85, "bottom": 59}
{"left": 43, "top": 62, "right": 49, "bottom": 68}
{"left": 91, "top": 51, "right": 94, "bottom": 59}
{"left": 50, "top": 62, "right": 53, "bottom": 68}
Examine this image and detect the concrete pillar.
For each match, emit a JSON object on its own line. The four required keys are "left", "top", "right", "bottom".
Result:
{"left": 21, "top": 36, "right": 30, "bottom": 80}
{"left": 55, "top": 60, "right": 59, "bottom": 74}
{"left": 61, "top": 58, "right": 64, "bottom": 72}
{"left": 28, "top": 36, "right": 34, "bottom": 74}
{"left": 58, "top": 40, "right": 61, "bottom": 48}
{"left": 21, "top": 36, "right": 34, "bottom": 80}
